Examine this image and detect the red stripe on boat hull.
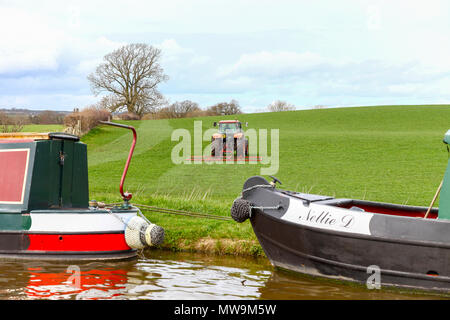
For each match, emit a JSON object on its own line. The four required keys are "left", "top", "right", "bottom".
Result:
{"left": 27, "top": 233, "right": 131, "bottom": 252}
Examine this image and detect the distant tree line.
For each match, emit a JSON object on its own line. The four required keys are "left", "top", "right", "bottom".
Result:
{"left": 141, "top": 99, "right": 242, "bottom": 120}
{"left": 63, "top": 106, "right": 110, "bottom": 136}
{"left": 0, "top": 112, "right": 26, "bottom": 133}
{"left": 266, "top": 100, "right": 296, "bottom": 112}
{"left": 30, "top": 111, "right": 66, "bottom": 124}
{"left": 0, "top": 110, "right": 67, "bottom": 133}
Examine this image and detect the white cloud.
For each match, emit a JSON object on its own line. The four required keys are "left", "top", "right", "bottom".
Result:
{"left": 0, "top": 93, "right": 97, "bottom": 110}
{"left": 158, "top": 39, "right": 193, "bottom": 57}
{"left": 218, "top": 51, "right": 335, "bottom": 78}
{"left": 157, "top": 39, "right": 211, "bottom": 68}
{"left": 69, "top": 37, "right": 126, "bottom": 75}
{"left": 0, "top": 6, "right": 63, "bottom": 73}
{"left": 2, "top": 0, "right": 450, "bottom": 111}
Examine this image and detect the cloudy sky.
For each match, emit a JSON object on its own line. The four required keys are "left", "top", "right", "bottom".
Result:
{"left": 1, "top": 0, "right": 450, "bottom": 112}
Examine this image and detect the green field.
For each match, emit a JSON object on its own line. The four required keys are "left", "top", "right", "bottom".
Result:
{"left": 22, "top": 124, "right": 64, "bottom": 132}
{"left": 81, "top": 105, "right": 450, "bottom": 255}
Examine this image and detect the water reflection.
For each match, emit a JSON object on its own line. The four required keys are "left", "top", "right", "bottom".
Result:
{"left": 0, "top": 251, "right": 446, "bottom": 300}
{"left": 0, "top": 252, "right": 272, "bottom": 300}
{"left": 259, "top": 270, "right": 447, "bottom": 300}
{"left": 131, "top": 258, "right": 271, "bottom": 299}
{"left": 26, "top": 266, "right": 129, "bottom": 299}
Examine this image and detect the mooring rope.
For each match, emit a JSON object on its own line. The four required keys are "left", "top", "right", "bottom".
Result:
{"left": 105, "top": 203, "right": 233, "bottom": 221}
{"left": 104, "top": 207, "right": 147, "bottom": 238}
{"left": 251, "top": 205, "right": 281, "bottom": 211}
{"left": 233, "top": 184, "right": 275, "bottom": 203}
{"left": 237, "top": 184, "right": 283, "bottom": 218}
{"left": 106, "top": 184, "right": 279, "bottom": 222}
{"left": 241, "top": 184, "right": 274, "bottom": 195}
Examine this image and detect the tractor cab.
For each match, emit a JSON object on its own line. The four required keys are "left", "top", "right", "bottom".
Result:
{"left": 215, "top": 120, "right": 244, "bottom": 134}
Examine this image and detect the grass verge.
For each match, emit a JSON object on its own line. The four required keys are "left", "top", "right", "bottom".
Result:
{"left": 82, "top": 105, "right": 450, "bottom": 256}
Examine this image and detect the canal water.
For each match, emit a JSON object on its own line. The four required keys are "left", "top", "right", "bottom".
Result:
{"left": 0, "top": 250, "right": 447, "bottom": 300}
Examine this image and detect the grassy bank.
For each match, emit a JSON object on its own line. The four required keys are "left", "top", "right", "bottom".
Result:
{"left": 81, "top": 105, "right": 450, "bottom": 256}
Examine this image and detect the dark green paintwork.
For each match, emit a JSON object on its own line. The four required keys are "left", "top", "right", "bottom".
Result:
{"left": 28, "top": 139, "right": 89, "bottom": 210}
{"left": 27, "top": 140, "right": 61, "bottom": 210}
{"left": 71, "top": 142, "right": 89, "bottom": 207}
{"left": 0, "top": 214, "right": 31, "bottom": 230}
{"left": 438, "top": 130, "right": 450, "bottom": 220}
{"left": 439, "top": 165, "right": 450, "bottom": 220}
{"left": 0, "top": 137, "right": 89, "bottom": 230}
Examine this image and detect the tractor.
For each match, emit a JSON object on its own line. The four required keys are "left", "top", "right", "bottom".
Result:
{"left": 211, "top": 120, "right": 248, "bottom": 157}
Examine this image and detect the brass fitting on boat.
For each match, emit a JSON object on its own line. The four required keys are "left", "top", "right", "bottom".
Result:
{"left": 269, "top": 175, "right": 282, "bottom": 187}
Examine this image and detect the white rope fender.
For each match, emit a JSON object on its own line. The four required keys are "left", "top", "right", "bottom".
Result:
{"left": 105, "top": 207, "right": 165, "bottom": 249}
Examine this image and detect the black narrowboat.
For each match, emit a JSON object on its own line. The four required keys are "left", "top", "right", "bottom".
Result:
{"left": 231, "top": 130, "right": 450, "bottom": 292}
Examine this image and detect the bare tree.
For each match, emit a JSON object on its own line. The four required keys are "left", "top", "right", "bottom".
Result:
{"left": 170, "top": 100, "right": 201, "bottom": 118}
{"left": 267, "top": 100, "right": 296, "bottom": 112}
{"left": 35, "top": 110, "right": 64, "bottom": 124}
{"left": 0, "top": 112, "right": 26, "bottom": 133}
{"left": 150, "top": 100, "right": 199, "bottom": 119}
{"left": 88, "top": 43, "right": 169, "bottom": 118}
{"left": 207, "top": 99, "right": 242, "bottom": 115}
{"left": 63, "top": 105, "right": 111, "bottom": 135}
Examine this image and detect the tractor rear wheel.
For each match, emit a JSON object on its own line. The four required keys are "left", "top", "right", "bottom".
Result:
{"left": 211, "top": 139, "right": 222, "bottom": 157}
{"left": 245, "top": 138, "right": 249, "bottom": 157}
{"left": 237, "top": 138, "right": 246, "bottom": 159}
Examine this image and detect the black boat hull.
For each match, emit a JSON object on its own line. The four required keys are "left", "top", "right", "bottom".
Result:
{"left": 238, "top": 176, "right": 450, "bottom": 292}
{"left": 252, "top": 211, "right": 450, "bottom": 292}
